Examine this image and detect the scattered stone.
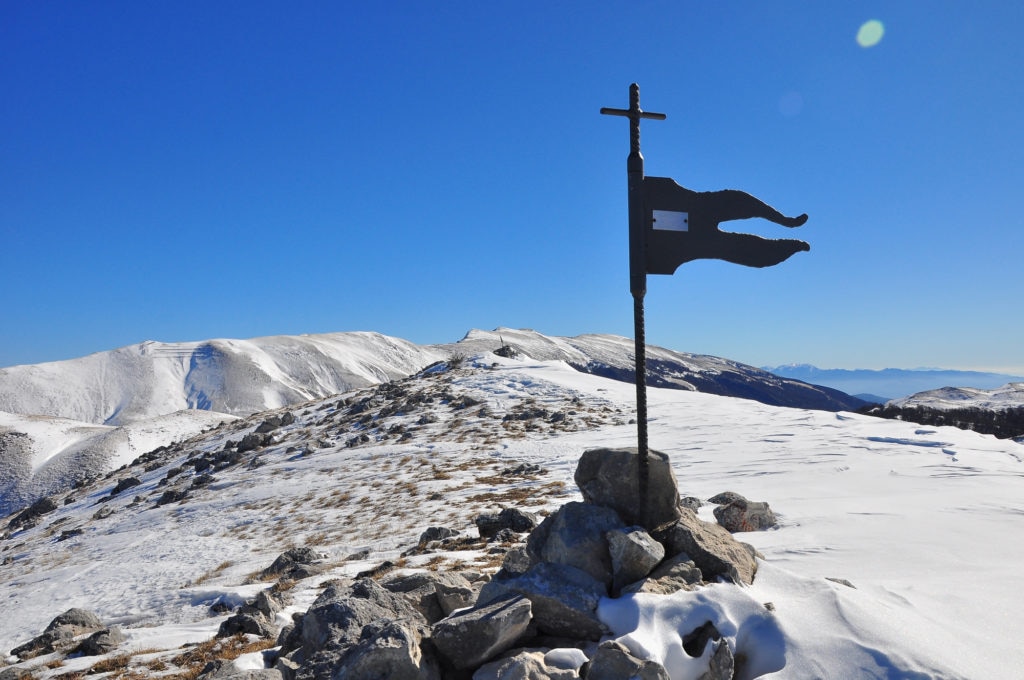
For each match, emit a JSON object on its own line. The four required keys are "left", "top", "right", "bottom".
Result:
{"left": 418, "top": 526, "right": 459, "bottom": 547}
{"left": 10, "top": 608, "right": 104, "bottom": 659}
{"left": 473, "top": 648, "right": 580, "bottom": 679}
{"left": 712, "top": 496, "right": 777, "bottom": 533}
{"left": 501, "top": 462, "right": 543, "bottom": 476}
{"left": 259, "top": 547, "right": 325, "bottom": 581}
{"left": 77, "top": 626, "right": 126, "bottom": 656}
{"left": 57, "top": 528, "right": 83, "bottom": 541}
{"left": 237, "top": 432, "right": 270, "bottom": 453}
{"left": 826, "top": 577, "right": 856, "bottom": 589}
{"left": 707, "top": 491, "right": 746, "bottom": 505}
{"left": 574, "top": 448, "right": 682, "bottom": 530}
{"left": 109, "top": 476, "right": 142, "bottom": 497}
{"left": 585, "top": 640, "right": 670, "bottom": 680}
{"left": 680, "top": 496, "right": 703, "bottom": 512}
{"left": 475, "top": 507, "right": 540, "bottom": 539}
{"left": 8, "top": 496, "right": 59, "bottom": 533}
{"left": 156, "top": 489, "right": 189, "bottom": 506}
{"left": 431, "top": 594, "right": 533, "bottom": 670}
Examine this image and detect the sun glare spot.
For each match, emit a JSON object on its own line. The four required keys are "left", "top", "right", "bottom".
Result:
{"left": 857, "top": 20, "right": 885, "bottom": 48}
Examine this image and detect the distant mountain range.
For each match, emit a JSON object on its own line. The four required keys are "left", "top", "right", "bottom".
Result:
{"left": 763, "top": 364, "right": 1024, "bottom": 402}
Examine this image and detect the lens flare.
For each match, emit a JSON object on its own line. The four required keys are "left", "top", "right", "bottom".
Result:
{"left": 857, "top": 19, "right": 885, "bottom": 48}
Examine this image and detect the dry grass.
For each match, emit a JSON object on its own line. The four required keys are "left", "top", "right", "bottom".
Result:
{"left": 186, "top": 560, "right": 233, "bottom": 587}
{"left": 168, "top": 634, "right": 276, "bottom": 679}
{"left": 87, "top": 653, "right": 131, "bottom": 674}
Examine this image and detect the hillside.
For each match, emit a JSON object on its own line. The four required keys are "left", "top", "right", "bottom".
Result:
{"left": 765, "top": 364, "right": 1024, "bottom": 402}
{"left": 0, "top": 329, "right": 864, "bottom": 511}
{"left": 2, "top": 352, "right": 1022, "bottom": 678}
{"left": 860, "top": 382, "right": 1024, "bottom": 441}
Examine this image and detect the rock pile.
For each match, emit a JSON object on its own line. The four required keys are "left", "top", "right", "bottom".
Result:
{"left": 263, "top": 447, "right": 764, "bottom": 679}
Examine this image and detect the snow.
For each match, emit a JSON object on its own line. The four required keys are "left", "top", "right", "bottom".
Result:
{"left": 1, "top": 352, "right": 1022, "bottom": 678}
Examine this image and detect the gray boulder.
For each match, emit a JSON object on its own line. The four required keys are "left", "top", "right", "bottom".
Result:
{"left": 584, "top": 640, "right": 669, "bottom": 680}
{"left": 294, "top": 578, "right": 438, "bottom": 680}
{"left": 653, "top": 508, "right": 758, "bottom": 585}
{"left": 259, "top": 547, "right": 325, "bottom": 581}
{"left": 574, "top": 448, "right": 681, "bottom": 530}
{"left": 10, "top": 607, "right": 104, "bottom": 659}
{"left": 324, "top": 619, "right": 440, "bottom": 680}
{"left": 712, "top": 497, "right": 777, "bottom": 533}
{"left": 477, "top": 562, "right": 609, "bottom": 641}
{"left": 525, "top": 502, "right": 625, "bottom": 588}
{"left": 77, "top": 626, "right": 125, "bottom": 656}
{"left": 431, "top": 594, "right": 533, "bottom": 670}
{"left": 473, "top": 648, "right": 579, "bottom": 679}
{"left": 475, "top": 508, "right": 540, "bottom": 539}
{"left": 383, "top": 571, "right": 477, "bottom": 624}
{"left": 606, "top": 526, "right": 664, "bottom": 595}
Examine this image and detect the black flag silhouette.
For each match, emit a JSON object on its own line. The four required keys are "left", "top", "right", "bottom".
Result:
{"left": 643, "top": 176, "right": 809, "bottom": 273}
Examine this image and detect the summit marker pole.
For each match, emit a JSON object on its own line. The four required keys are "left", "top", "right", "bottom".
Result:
{"left": 601, "top": 84, "right": 665, "bottom": 524}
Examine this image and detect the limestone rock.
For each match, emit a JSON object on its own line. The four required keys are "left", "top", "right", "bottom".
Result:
{"left": 259, "top": 547, "right": 325, "bottom": 581}
{"left": 653, "top": 508, "right": 758, "bottom": 585}
{"left": 477, "top": 562, "right": 609, "bottom": 641}
{"left": 10, "top": 607, "right": 104, "bottom": 659}
{"left": 472, "top": 648, "right": 579, "bottom": 679}
{"left": 476, "top": 508, "right": 540, "bottom": 539}
{"left": 383, "top": 571, "right": 477, "bottom": 624}
{"left": 77, "top": 626, "right": 125, "bottom": 656}
{"left": 574, "top": 448, "right": 681, "bottom": 530}
{"left": 431, "top": 594, "right": 533, "bottom": 670}
{"left": 621, "top": 551, "right": 703, "bottom": 595}
{"left": 713, "top": 497, "right": 777, "bottom": 533}
{"left": 584, "top": 640, "right": 670, "bottom": 680}
{"left": 606, "top": 526, "right": 665, "bottom": 595}
{"left": 525, "top": 501, "right": 625, "bottom": 587}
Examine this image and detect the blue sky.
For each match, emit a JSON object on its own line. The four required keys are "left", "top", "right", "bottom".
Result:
{"left": 2, "top": 2, "right": 1022, "bottom": 373}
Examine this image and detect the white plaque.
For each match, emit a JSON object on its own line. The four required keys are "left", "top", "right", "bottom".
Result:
{"left": 652, "top": 210, "right": 689, "bottom": 231}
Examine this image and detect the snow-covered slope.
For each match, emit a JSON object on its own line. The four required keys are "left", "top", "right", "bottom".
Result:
{"left": 888, "top": 381, "right": 1024, "bottom": 411}
{"left": 0, "top": 332, "right": 445, "bottom": 426}
{"left": 447, "top": 328, "right": 865, "bottom": 411}
{"left": 0, "top": 410, "right": 235, "bottom": 516}
{"left": 1, "top": 354, "right": 1022, "bottom": 678}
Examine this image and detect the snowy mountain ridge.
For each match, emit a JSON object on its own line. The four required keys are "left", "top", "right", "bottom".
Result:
{"left": 0, "top": 328, "right": 863, "bottom": 430}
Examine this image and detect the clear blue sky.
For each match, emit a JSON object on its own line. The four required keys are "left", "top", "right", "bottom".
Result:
{"left": 3, "top": 2, "right": 1022, "bottom": 373}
